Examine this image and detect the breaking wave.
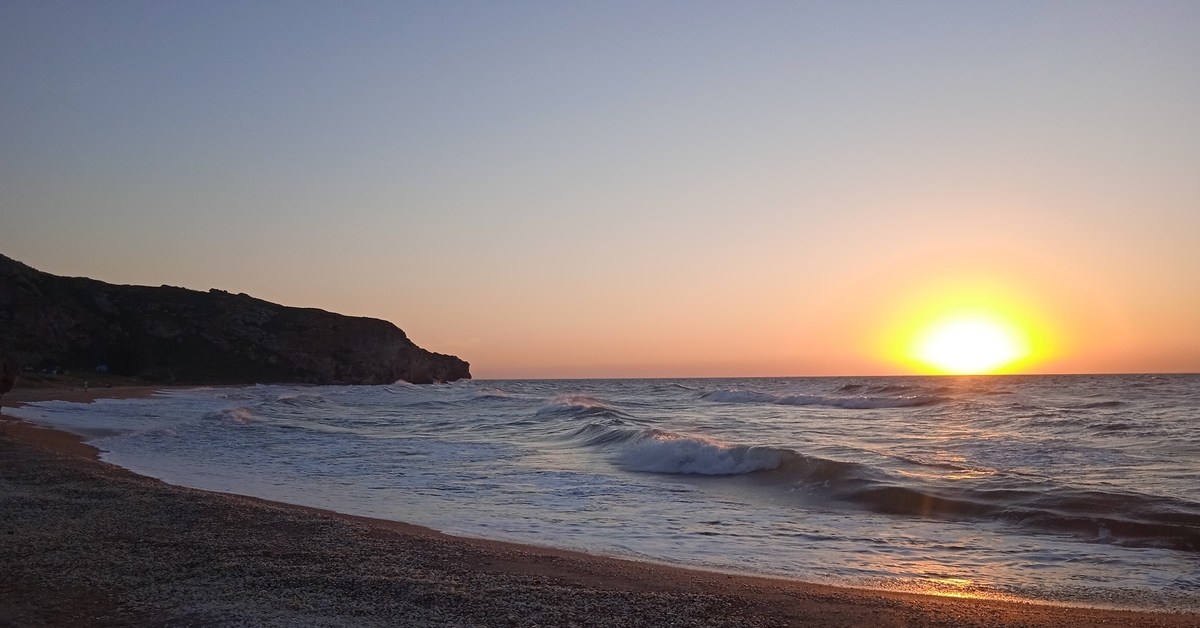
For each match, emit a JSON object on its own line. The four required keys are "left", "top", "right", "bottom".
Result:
{"left": 565, "top": 422, "right": 874, "bottom": 480}
{"left": 565, "top": 421, "right": 1200, "bottom": 551}
{"left": 204, "top": 407, "right": 257, "bottom": 423}
{"left": 614, "top": 431, "right": 795, "bottom": 475}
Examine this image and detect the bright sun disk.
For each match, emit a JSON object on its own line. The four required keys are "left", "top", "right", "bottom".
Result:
{"left": 911, "top": 316, "right": 1031, "bottom": 374}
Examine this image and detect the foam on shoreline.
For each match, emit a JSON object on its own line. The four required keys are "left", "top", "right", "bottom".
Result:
{"left": 4, "top": 384, "right": 1199, "bottom": 623}
{"left": 3, "top": 405, "right": 1199, "bottom": 626}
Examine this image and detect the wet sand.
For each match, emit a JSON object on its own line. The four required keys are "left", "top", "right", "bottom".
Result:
{"left": 2, "top": 388, "right": 1198, "bottom": 627}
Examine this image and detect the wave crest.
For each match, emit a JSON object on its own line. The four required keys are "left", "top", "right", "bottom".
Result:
{"left": 568, "top": 424, "right": 867, "bottom": 481}
{"left": 701, "top": 389, "right": 945, "bottom": 409}
{"left": 616, "top": 431, "right": 794, "bottom": 475}
{"left": 536, "top": 394, "right": 625, "bottom": 417}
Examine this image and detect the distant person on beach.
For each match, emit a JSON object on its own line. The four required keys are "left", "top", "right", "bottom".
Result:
{"left": 0, "top": 359, "right": 16, "bottom": 403}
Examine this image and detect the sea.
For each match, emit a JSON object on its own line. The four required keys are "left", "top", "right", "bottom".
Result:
{"left": 9, "top": 374, "right": 1200, "bottom": 611}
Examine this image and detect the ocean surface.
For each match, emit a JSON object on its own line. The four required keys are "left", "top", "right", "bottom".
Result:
{"left": 9, "top": 375, "right": 1200, "bottom": 611}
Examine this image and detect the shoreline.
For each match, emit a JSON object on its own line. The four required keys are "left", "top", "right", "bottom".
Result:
{"left": 2, "top": 387, "right": 1198, "bottom": 626}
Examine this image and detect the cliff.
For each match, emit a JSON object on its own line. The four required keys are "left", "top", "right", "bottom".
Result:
{"left": 0, "top": 254, "right": 470, "bottom": 385}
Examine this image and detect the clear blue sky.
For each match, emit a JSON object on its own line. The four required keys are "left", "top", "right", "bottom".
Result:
{"left": 3, "top": 2, "right": 1199, "bottom": 377}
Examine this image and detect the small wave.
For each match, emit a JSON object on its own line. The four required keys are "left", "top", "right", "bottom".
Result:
{"left": 615, "top": 431, "right": 795, "bottom": 475}
{"left": 818, "top": 480, "right": 1200, "bottom": 552}
{"left": 568, "top": 423, "right": 870, "bottom": 482}
{"left": 891, "top": 454, "right": 988, "bottom": 474}
{"left": 836, "top": 383, "right": 935, "bottom": 395}
{"left": 536, "top": 394, "right": 624, "bottom": 417}
{"left": 1092, "top": 422, "right": 1134, "bottom": 432}
{"left": 873, "top": 384, "right": 918, "bottom": 394}
{"left": 700, "top": 390, "right": 778, "bottom": 404}
{"left": 470, "top": 389, "right": 511, "bottom": 402}
{"left": 652, "top": 382, "right": 699, "bottom": 392}
{"left": 1076, "top": 401, "right": 1127, "bottom": 409}
{"left": 207, "top": 407, "right": 256, "bottom": 423}
{"left": 565, "top": 422, "right": 639, "bottom": 447}
{"left": 780, "top": 394, "right": 943, "bottom": 409}
{"left": 845, "top": 484, "right": 995, "bottom": 519}
{"left": 701, "top": 389, "right": 945, "bottom": 409}
{"left": 274, "top": 393, "right": 327, "bottom": 407}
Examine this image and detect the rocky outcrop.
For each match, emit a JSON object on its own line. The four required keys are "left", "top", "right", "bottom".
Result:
{"left": 0, "top": 254, "right": 470, "bottom": 385}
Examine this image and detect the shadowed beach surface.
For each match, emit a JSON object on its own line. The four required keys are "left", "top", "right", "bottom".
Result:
{"left": 3, "top": 390, "right": 1199, "bottom": 627}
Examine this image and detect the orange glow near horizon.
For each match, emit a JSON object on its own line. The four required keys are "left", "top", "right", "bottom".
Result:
{"left": 878, "top": 275, "right": 1057, "bottom": 375}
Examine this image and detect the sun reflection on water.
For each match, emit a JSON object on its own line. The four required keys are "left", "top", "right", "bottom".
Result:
{"left": 854, "top": 558, "right": 1033, "bottom": 604}
{"left": 874, "top": 575, "right": 1026, "bottom": 603}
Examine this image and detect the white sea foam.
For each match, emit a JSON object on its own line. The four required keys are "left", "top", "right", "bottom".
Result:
{"left": 223, "top": 407, "right": 256, "bottom": 423}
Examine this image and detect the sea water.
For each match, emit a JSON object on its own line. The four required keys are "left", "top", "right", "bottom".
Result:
{"left": 9, "top": 375, "right": 1200, "bottom": 611}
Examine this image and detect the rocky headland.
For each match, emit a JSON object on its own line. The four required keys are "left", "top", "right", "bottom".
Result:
{"left": 0, "top": 254, "right": 470, "bottom": 385}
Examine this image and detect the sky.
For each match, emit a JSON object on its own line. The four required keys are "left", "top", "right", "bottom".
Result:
{"left": 2, "top": 1, "right": 1198, "bottom": 378}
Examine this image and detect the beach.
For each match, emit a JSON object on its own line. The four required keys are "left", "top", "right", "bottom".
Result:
{"left": 2, "top": 387, "right": 1197, "bottom": 627}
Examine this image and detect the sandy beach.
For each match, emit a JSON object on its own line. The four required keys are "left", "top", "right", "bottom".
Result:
{"left": 2, "top": 388, "right": 1198, "bottom": 627}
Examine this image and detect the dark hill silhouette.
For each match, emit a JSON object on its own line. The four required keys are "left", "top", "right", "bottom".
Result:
{"left": 0, "top": 254, "right": 469, "bottom": 385}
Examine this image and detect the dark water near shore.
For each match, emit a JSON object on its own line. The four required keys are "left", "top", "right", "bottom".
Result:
{"left": 12, "top": 374, "right": 1200, "bottom": 610}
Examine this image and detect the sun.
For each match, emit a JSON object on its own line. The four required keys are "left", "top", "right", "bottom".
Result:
{"left": 910, "top": 315, "right": 1031, "bottom": 374}
{"left": 872, "top": 272, "right": 1056, "bottom": 375}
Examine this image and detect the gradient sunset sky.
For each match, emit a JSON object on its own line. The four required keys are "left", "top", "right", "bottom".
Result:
{"left": 3, "top": 2, "right": 1198, "bottom": 378}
